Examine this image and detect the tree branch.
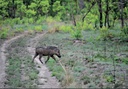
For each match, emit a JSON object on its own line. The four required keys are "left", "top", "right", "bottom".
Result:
{"left": 82, "top": 2, "right": 96, "bottom": 22}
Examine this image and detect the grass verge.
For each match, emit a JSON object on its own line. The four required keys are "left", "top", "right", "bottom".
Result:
{"left": 5, "top": 35, "right": 38, "bottom": 88}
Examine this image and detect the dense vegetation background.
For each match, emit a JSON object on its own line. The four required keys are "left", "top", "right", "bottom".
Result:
{"left": 0, "top": 0, "right": 128, "bottom": 35}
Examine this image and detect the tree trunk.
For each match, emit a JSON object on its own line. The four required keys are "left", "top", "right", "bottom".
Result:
{"left": 49, "top": 0, "right": 55, "bottom": 16}
{"left": 120, "top": 0, "right": 124, "bottom": 28}
{"left": 97, "top": 0, "right": 103, "bottom": 28}
{"left": 72, "top": 14, "right": 76, "bottom": 26}
{"left": 105, "top": 0, "right": 110, "bottom": 28}
{"left": 12, "top": 0, "right": 15, "bottom": 18}
{"left": 78, "top": 0, "right": 85, "bottom": 9}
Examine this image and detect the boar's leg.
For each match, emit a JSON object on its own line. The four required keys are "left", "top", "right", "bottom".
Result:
{"left": 32, "top": 53, "right": 38, "bottom": 63}
{"left": 39, "top": 55, "right": 43, "bottom": 64}
{"left": 45, "top": 56, "right": 50, "bottom": 64}
{"left": 51, "top": 55, "right": 58, "bottom": 63}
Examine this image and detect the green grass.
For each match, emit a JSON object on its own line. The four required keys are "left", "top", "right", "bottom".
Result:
{"left": 2, "top": 20, "right": 127, "bottom": 88}
{"left": 38, "top": 29, "right": 128, "bottom": 88}
{"left": 0, "top": 21, "right": 48, "bottom": 39}
{"left": 5, "top": 36, "right": 38, "bottom": 88}
{"left": 46, "top": 58, "right": 64, "bottom": 82}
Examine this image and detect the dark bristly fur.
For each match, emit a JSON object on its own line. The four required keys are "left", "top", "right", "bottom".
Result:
{"left": 32, "top": 46, "right": 61, "bottom": 64}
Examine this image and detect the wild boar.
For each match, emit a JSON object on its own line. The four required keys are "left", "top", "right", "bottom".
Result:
{"left": 32, "top": 46, "right": 61, "bottom": 64}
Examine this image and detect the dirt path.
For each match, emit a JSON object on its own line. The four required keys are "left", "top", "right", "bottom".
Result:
{"left": 0, "top": 32, "right": 28, "bottom": 88}
{"left": 27, "top": 31, "right": 60, "bottom": 88}
{"left": 0, "top": 31, "right": 60, "bottom": 88}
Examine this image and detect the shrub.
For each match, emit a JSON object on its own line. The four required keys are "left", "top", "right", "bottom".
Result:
{"left": 28, "top": 18, "right": 34, "bottom": 24}
{"left": 48, "top": 25, "right": 60, "bottom": 34}
{"left": 122, "top": 58, "right": 128, "bottom": 64}
{"left": 46, "top": 16, "right": 56, "bottom": 23}
{"left": 0, "top": 28, "right": 9, "bottom": 39}
{"left": 34, "top": 25, "right": 42, "bottom": 32}
{"left": 22, "top": 17, "right": 29, "bottom": 24}
{"left": 14, "top": 28, "right": 24, "bottom": 33}
{"left": 36, "top": 16, "right": 46, "bottom": 24}
{"left": 104, "top": 75, "right": 114, "bottom": 83}
{"left": 59, "top": 25, "right": 73, "bottom": 32}
{"left": 82, "top": 21, "right": 94, "bottom": 30}
{"left": 122, "top": 26, "right": 128, "bottom": 35}
{"left": 13, "top": 18, "right": 21, "bottom": 24}
{"left": 99, "top": 26, "right": 113, "bottom": 40}
{"left": 71, "top": 29, "right": 82, "bottom": 40}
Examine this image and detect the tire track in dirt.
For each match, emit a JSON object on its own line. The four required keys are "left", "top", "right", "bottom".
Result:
{"left": 0, "top": 32, "right": 28, "bottom": 88}
{"left": 27, "top": 31, "right": 60, "bottom": 88}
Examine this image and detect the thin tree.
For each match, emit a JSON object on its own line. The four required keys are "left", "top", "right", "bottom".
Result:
{"left": 104, "top": 0, "right": 110, "bottom": 28}
{"left": 119, "top": 0, "right": 124, "bottom": 28}
{"left": 97, "top": 0, "right": 103, "bottom": 28}
{"left": 12, "top": 0, "right": 16, "bottom": 18}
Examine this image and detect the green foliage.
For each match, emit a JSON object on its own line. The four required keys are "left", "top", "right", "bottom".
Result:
{"left": 35, "top": 16, "right": 46, "bottom": 24}
{"left": 71, "top": 22, "right": 83, "bottom": 40}
{"left": 58, "top": 23, "right": 83, "bottom": 40}
{"left": 28, "top": 18, "right": 34, "bottom": 23}
{"left": 53, "top": 1, "right": 65, "bottom": 20}
{"left": 13, "top": 18, "right": 21, "bottom": 24}
{"left": 86, "top": 13, "right": 98, "bottom": 25}
{"left": 0, "top": 0, "right": 8, "bottom": 18}
{"left": 82, "top": 21, "right": 94, "bottom": 30}
{"left": 122, "top": 26, "right": 128, "bottom": 35}
{"left": 104, "top": 75, "right": 114, "bottom": 83}
{"left": 99, "top": 26, "right": 110, "bottom": 40}
{"left": 71, "top": 29, "right": 82, "bottom": 40}
{"left": 16, "top": 2, "right": 27, "bottom": 18}
{"left": 59, "top": 25, "right": 73, "bottom": 32}
{"left": 41, "top": 0, "right": 49, "bottom": 14}
{"left": 122, "top": 58, "right": 128, "bottom": 64}
{"left": 27, "top": 0, "right": 49, "bottom": 18}
{"left": 46, "top": 16, "right": 56, "bottom": 23}
{"left": 14, "top": 27, "right": 24, "bottom": 33}
{"left": 124, "top": 7, "right": 128, "bottom": 18}
{"left": 53, "top": 1, "right": 62, "bottom": 12}
{"left": 25, "top": 9, "right": 36, "bottom": 18}
{"left": 34, "top": 25, "right": 42, "bottom": 32}
{"left": 0, "top": 28, "right": 9, "bottom": 39}
{"left": 0, "top": 0, "right": 127, "bottom": 32}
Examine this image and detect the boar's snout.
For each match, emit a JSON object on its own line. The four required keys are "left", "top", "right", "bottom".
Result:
{"left": 58, "top": 55, "right": 61, "bottom": 58}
